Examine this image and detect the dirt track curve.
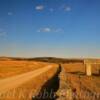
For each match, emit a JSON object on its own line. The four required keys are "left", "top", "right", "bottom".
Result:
{"left": 0, "top": 65, "right": 54, "bottom": 94}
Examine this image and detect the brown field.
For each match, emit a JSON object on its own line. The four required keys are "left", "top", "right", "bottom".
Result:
{"left": 0, "top": 59, "right": 58, "bottom": 100}
{"left": 0, "top": 58, "right": 100, "bottom": 100}
{"left": 62, "top": 63, "right": 100, "bottom": 100}
{"left": 0, "top": 64, "right": 58, "bottom": 100}
{"left": 0, "top": 60, "right": 52, "bottom": 79}
{"left": 63, "top": 63, "right": 100, "bottom": 74}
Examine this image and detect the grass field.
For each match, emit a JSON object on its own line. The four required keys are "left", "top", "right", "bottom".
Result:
{"left": 0, "top": 64, "right": 58, "bottom": 100}
{"left": 0, "top": 60, "right": 52, "bottom": 79}
{"left": 0, "top": 59, "right": 58, "bottom": 100}
{"left": 62, "top": 63, "right": 100, "bottom": 100}
{"left": 0, "top": 58, "right": 100, "bottom": 100}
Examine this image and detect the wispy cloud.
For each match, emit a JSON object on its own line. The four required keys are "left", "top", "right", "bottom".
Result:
{"left": 35, "top": 5, "right": 44, "bottom": 11}
{"left": 8, "top": 12, "right": 13, "bottom": 16}
{"left": 37, "top": 27, "right": 63, "bottom": 33}
{"left": 37, "top": 27, "right": 51, "bottom": 32}
{"left": 35, "top": 4, "right": 71, "bottom": 12}
{"left": 64, "top": 6, "right": 71, "bottom": 12}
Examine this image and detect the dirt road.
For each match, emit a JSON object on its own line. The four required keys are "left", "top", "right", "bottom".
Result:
{"left": 0, "top": 65, "right": 53, "bottom": 94}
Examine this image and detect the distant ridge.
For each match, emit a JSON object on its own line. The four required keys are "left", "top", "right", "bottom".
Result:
{"left": 0, "top": 56, "right": 84, "bottom": 63}
{"left": 0, "top": 56, "right": 100, "bottom": 64}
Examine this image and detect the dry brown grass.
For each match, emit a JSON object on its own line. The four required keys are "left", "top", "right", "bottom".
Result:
{"left": 0, "top": 60, "right": 51, "bottom": 79}
{"left": 63, "top": 63, "right": 85, "bottom": 73}
{"left": 62, "top": 63, "right": 100, "bottom": 100}
{"left": 0, "top": 59, "right": 100, "bottom": 100}
{"left": 0, "top": 64, "right": 58, "bottom": 100}
{"left": 63, "top": 63, "right": 100, "bottom": 74}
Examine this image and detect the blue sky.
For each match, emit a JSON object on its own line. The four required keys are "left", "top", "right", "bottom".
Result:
{"left": 0, "top": 0, "right": 100, "bottom": 58}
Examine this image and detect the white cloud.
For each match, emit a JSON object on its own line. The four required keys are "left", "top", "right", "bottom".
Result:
{"left": 37, "top": 27, "right": 51, "bottom": 32}
{"left": 8, "top": 12, "right": 13, "bottom": 16}
{"left": 37, "top": 27, "right": 64, "bottom": 33}
{"left": 35, "top": 5, "right": 44, "bottom": 11}
{"left": 64, "top": 6, "right": 71, "bottom": 12}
